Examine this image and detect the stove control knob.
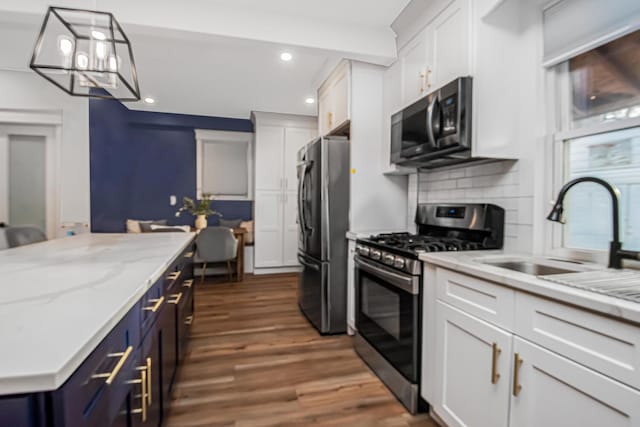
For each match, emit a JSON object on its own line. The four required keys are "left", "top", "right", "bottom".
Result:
{"left": 358, "top": 246, "right": 370, "bottom": 256}
{"left": 383, "top": 254, "right": 395, "bottom": 265}
{"left": 370, "top": 249, "right": 381, "bottom": 260}
{"left": 393, "top": 257, "right": 406, "bottom": 269}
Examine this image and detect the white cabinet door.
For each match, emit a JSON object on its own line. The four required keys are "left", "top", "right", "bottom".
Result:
{"left": 282, "top": 190, "right": 299, "bottom": 266}
{"left": 254, "top": 126, "right": 284, "bottom": 191}
{"left": 434, "top": 300, "right": 512, "bottom": 427}
{"left": 510, "top": 337, "right": 640, "bottom": 427}
{"left": 318, "top": 88, "right": 332, "bottom": 137}
{"left": 430, "top": 0, "right": 470, "bottom": 89}
{"left": 254, "top": 190, "right": 283, "bottom": 267}
{"left": 284, "top": 128, "right": 314, "bottom": 192}
{"left": 330, "top": 67, "right": 349, "bottom": 129}
{"left": 400, "top": 28, "right": 430, "bottom": 106}
{"left": 346, "top": 239, "right": 356, "bottom": 334}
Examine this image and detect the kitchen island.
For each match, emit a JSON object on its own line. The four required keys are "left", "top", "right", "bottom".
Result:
{"left": 0, "top": 233, "right": 196, "bottom": 427}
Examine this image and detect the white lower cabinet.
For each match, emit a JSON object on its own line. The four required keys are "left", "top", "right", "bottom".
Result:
{"left": 434, "top": 300, "right": 512, "bottom": 427}
{"left": 427, "top": 265, "right": 640, "bottom": 427}
{"left": 253, "top": 190, "right": 283, "bottom": 267}
{"left": 282, "top": 191, "right": 299, "bottom": 266}
{"left": 509, "top": 337, "right": 640, "bottom": 427}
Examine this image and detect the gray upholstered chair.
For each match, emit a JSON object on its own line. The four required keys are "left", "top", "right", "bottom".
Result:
{"left": 195, "top": 227, "right": 238, "bottom": 284}
{"left": 6, "top": 226, "right": 47, "bottom": 248}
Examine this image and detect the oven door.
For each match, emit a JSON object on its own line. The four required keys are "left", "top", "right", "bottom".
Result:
{"left": 355, "top": 255, "right": 420, "bottom": 383}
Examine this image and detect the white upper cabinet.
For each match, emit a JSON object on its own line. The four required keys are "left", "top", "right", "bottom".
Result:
{"left": 317, "top": 61, "right": 351, "bottom": 136}
{"left": 400, "top": 27, "right": 431, "bottom": 107}
{"left": 429, "top": 0, "right": 470, "bottom": 90}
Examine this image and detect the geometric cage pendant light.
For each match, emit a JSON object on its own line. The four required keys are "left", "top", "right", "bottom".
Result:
{"left": 30, "top": 7, "right": 141, "bottom": 101}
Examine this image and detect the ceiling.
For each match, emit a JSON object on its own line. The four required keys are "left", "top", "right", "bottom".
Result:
{"left": 0, "top": 0, "right": 411, "bottom": 119}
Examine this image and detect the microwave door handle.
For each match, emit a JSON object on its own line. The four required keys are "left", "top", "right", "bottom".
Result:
{"left": 426, "top": 95, "right": 439, "bottom": 149}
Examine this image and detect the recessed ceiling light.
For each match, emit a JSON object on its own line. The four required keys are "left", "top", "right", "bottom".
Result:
{"left": 305, "top": 97, "right": 315, "bottom": 104}
{"left": 590, "top": 95, "right": 597, "bottom": 100}
{"left": 143, "top": 97, "right": 156, "bottom": 104}
{"left": 280, "top": 52, "right": 293, "bottom": 62}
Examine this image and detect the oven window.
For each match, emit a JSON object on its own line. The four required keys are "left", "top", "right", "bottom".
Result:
{"left": 361, "top": 276, "right": 401, "bottom": 340}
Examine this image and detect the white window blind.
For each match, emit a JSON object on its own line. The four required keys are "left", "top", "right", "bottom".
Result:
{"left": 543, "top": 0, "right": 640, "bottom": 67}
{"left": 195, "top": 130, "right": 253, "bottom": 200}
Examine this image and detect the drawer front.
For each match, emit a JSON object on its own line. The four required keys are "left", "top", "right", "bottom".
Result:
{"left": 52, "top": 307, "right": 140, "bottom": 427}
{"left": 515, "top": 292, "right": 640, "bottom": 390}
{"left": 164, "top": 247, "right": 194, "bottom": 293}
{"left": 177, "top": 283, "right": 195, "bottom": 363}
{"left": 140, "top": 279, "right": 164, "bottom": 337}
{"left": 436, "top": 268, "right": 515, "bottom": 331}
{"left": 0, "top": 395, "right": 46, "bottom": 427}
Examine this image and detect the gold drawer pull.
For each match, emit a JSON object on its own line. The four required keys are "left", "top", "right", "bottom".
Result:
{"left": 513, "top": 353, "right": 523, "bottom": 396}
{"left": 185, "top": 315, "right": 194, "bottom": 325}
{"left": 144, "top": 357, "right": 152, "bottom": 405}
{"left": 168, "top": 292, "right": 183, "bottom": 305}
{"left": 184, "top": 251, "right": 194, "bottom": 259}
{"left": 92, "top": 345, "right": 133, "bottom": 385}
{"left": 128, "top": 367, "right": 148, "bottom": 422}
{"left": 167, "top": 271, "right": 181, "bottom": 281}
{"left": 491, "top": 342, "right": 501, "bottom": 384}
{"left": 182, "top": 279, "right": 193, "bottom": 289}
{"left": 143, "top": 296, "right": 164, "bottom": 313}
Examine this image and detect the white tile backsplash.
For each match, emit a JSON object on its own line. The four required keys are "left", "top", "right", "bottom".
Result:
{"left": 414, "top": 160, "right": 534, "bottom": 253}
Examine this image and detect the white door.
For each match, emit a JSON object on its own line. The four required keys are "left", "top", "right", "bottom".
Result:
{"left": 254, "top": 125, "right": 284, "bottom": 191}
{"left": 510, "top": 337, "right": 640, "bottom": 427}
{"left": 330, "top": 68, "right": 349, "bottom": 130}
{"left": 400, "top": 28, "right": 430, "bottom": 106}
{"left": 284, "top": 128, "right": 314, "bottom": 192}
{"left": 318, "top": 88, "right": 332, "bottom": 136}
{"left": 282, "top": 190, "right": 299, "bottom": 266}
{"left": 0, "top": 124, "right": 57, "bottom": 238}
{"left": 254, "top": 190, "right": 283, "bottom": 267}
{"left": 434, "top": 301, "right": 512, "bottom": 427}
{"left": 430, "top": 0, "right": 470, "bottom": 89}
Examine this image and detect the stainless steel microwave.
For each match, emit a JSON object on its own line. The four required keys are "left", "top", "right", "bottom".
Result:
{"left": 391, "top": 76, "right": 473, "bottom": 169}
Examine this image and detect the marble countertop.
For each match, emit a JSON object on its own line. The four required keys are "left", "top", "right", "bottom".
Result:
{"left": 420, "top": 251, "right": 640, "bottom": 325}
{"left": 0, "top": 232, "right": 195, "bottom": 395}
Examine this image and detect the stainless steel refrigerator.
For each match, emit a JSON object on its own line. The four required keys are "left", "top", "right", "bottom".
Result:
{"left": 297, "top": 136, "right": 350, "bottom": 334}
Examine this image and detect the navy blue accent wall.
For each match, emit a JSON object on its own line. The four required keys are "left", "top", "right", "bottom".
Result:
{"left": 89, "top": 99, "right": 253, "bottom": 233}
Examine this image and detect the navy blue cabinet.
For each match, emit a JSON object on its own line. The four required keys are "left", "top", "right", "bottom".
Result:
{"left": 0, "top": 244, "right": 195, "bottom": 427}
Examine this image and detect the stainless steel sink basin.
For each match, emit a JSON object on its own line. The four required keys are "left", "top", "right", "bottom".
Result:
{"left": 482, "top": 261, "right": 580, "bottom": 276}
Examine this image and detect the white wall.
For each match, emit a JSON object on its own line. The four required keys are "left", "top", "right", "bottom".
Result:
{"left": 0, "top": 70, "right": 90, "bottom": 235}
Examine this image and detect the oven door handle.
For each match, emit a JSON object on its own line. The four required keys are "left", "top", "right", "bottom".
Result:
{"left": 355, "top": 255, "right": 419, "bottom": 295}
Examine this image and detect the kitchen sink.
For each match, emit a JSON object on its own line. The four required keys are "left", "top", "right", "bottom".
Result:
{"left": 482, "top": 260, "right": 582, "bottom": 276}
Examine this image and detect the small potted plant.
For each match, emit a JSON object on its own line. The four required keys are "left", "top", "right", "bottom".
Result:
{"left": 175, "top": 194, "right": 222, "bottom": 230}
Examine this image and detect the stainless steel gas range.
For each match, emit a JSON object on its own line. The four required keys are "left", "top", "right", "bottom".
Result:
{"left": 353, "top": 203, "right": 505, "bottom": 413}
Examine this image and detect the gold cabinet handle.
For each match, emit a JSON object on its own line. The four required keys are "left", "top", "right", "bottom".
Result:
{"left": 327, "top": 111, "right": 333, "bottom": 129}
{"left": 185, "top": 315, "right": 194, "bottom": 325}
{"left": 92, "top": 345, "right": 133, "bottom": 385}
{"left": 167, "top": 271, "right": 181, "bottom": 281}
{"left": 513, "top": 353, "right": 523, "bottom": 396}
{"left": 169, "top": 292, "right": 183, "bottom": 305}
{"left": 491, "top": 342, "right": 501, "bottom": 384}
{"left": 184, "top": 251, "right": 194, "bottom": 259}
{"left": 425, "top": 68, "right": 432, "bottom": 90}
{"left": 128, "top": 367, "right": 148, "bottom": 422}
{"left": 419, "top": 70, "right": 425, "bottom": 93}
{"left": 145, "top": 357, "right": 152, "bottom": 405}
{"left": 182, "top": 279, "right": 193, "bottom": 289}
{"left": 143, "top": 296, "right": 164, "bottom": 312}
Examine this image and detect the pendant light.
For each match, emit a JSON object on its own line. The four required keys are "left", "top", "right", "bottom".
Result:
{"left": 30, "top": 6, "right": 141, "bottom": 101}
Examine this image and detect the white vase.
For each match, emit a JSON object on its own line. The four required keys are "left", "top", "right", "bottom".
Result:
{"left": 195, "top": 215, "right": 208, "bottom": 230}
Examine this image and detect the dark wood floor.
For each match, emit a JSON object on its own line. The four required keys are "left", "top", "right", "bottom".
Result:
{"left": 165, "top": 273, "right": 437, "bottom": 427}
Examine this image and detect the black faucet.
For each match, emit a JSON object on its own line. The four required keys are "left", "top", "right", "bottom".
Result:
{"left": 547, "top": 176, "right": 640, "bottom": 269}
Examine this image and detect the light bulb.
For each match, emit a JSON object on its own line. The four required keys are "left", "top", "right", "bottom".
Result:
{"left": 144, "top": 97, "right": 156, "bottom": 104}
{"left": 59, "top": 37, "right": 73, "bottom": 56}
{"left": 305, "top": 97, "right": 315, "bottom": 104}
{"left": 95, "top": 41, "right": 107, "bottom": 59}
{"left": 91, "top": 30, "right": 106, "bottom": 40}
{"left": 280, "top": 52, "right": 292, "bottom": 61}
{"left": 108, "top": 55, "right": 118, "bottom": 71}
{"left": 76, "top": 52, "right": 89, "bottom": 69}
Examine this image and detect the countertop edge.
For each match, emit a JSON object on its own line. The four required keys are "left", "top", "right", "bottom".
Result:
{"left": 420, "top": 252, "right": 640, "bottom": 326}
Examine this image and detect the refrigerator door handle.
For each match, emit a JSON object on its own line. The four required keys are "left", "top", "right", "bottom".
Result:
{"left": 297, "top": 162, "right": 307, "bottom": 235}
{"left": 297, "top": 254, "right": 320, "bottom": 271}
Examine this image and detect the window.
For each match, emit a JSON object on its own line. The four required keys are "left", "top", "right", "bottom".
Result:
{"left": 552, "top": 30, "right": 640, "bottom": 257}
{"left": 195, "top": 129, "right": 253, "bottom": 200}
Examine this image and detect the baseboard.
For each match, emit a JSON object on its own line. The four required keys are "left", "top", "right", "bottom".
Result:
{"left": 253, "top": 266, "right": 302, "bottom": 275}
